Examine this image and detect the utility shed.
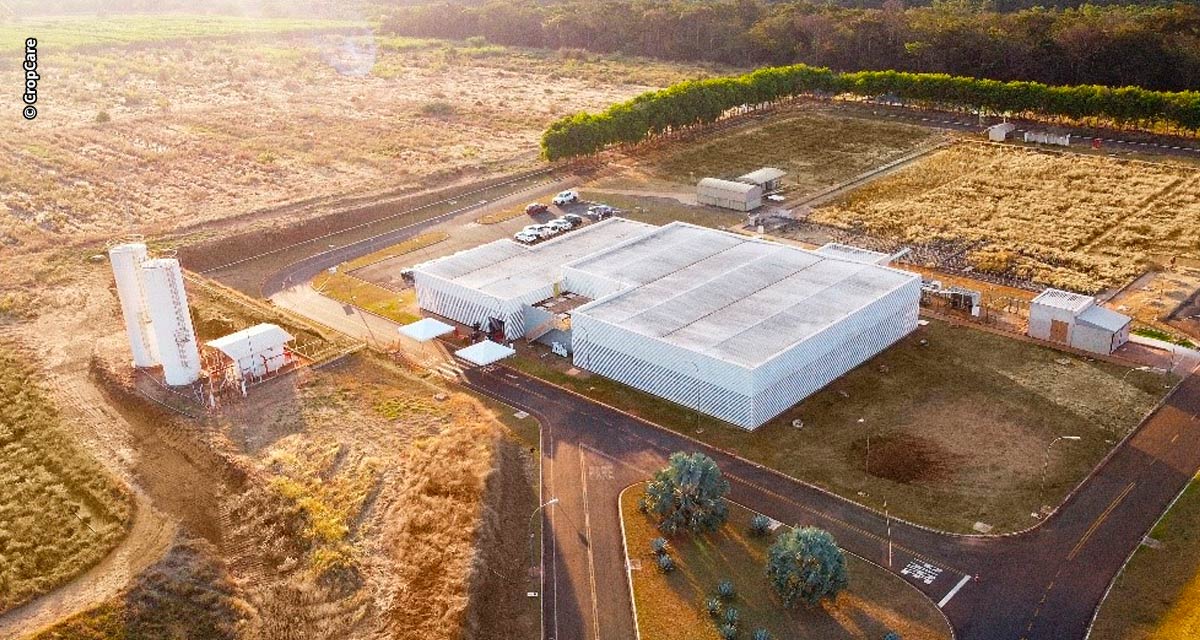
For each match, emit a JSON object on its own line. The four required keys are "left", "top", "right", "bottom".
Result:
{"left": 206, "top": 323, "right": 294, "bottom": 380}
{"left": 568, "top": 222, "right": 921, "bottom": 430}
{"left": 696, "top": 178, "right": 762, "bottom": 212}
{"left": 737, "top": 167, "right": 787, "bottom": 192}
{"left": 1028, "top": 288, "right": 1131, "bottom": 355}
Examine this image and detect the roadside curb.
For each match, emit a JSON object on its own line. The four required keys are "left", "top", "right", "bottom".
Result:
{"left": 616, "top": 483, "right": 643, "bottom": 640}
{"left": 492, "top": 360, "right": 1190, "bottom": 541}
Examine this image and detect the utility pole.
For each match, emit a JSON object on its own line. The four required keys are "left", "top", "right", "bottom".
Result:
{"left": 528, "top": 497, "right": 559, "bottom": 581}
{"left": 1040, "top": 436, "right": 1081, "bottom": 515}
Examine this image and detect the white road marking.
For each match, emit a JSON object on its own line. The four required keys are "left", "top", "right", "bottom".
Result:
{"left": 580, "top": 448, "right": 601, "bottom": 640}
{"left": 938, "top": 575, "right": 972, "bottom": 608}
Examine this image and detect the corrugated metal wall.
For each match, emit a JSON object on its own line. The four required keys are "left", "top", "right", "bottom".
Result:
{"left": 572, "top": 278, "right": 920, "bottom": 430}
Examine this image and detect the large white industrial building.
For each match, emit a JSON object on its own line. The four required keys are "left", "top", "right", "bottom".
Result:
{"left": 411, "top": 219, "right": 921, "bottom": 429}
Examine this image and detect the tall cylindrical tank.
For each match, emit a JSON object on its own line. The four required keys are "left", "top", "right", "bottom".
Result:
{"left": 108, "top": 243, "right": 159, "bottom": 368}
{"left": 141, "top": 258, "right": 201, "bottom": 386}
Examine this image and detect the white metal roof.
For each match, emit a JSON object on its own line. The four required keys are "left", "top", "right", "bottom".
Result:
{"left": 206, "top": 324, "right": 293, "bottom": 361}
{"left": 814, "top": 243, "right": 892, "bottom": 265}
{"left": 1077, "top": 305, "right": 1130, "bottom": 332}
{"left": 697, "top": 177, "right": 759, "bottom": 195}
{"left": 412, "top": 217, "right": 655, "bottom": 300}
{"left": 571, "top": 222, "right": 919, "bottom": 368}
{"left": 455, "top": 340, "right": 515, "bottom": 365}
{"left": 737, "top": 167, "right": 786, "bottom": 185}
{"left": 1032, "top": 288, "right": 1094, "bottom": 314}
{"left": 399, "top": 317, "right": 454, "bottom": 342}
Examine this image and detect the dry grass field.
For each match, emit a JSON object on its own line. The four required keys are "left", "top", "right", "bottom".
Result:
{"left": 0, "top": 344, "right": 132, "bottom": 614}
{"left": 606, "top": 110, "right": 940, "bottom": 197}
{"left": 621, "top": 486, "right": 950, "bottom": 640}
{"left": 812, "top": 142, "right": 1199, "bottom": 293}
{"left": 512, "top": 319, "right": 1171, "bottom": 533}
{"left": 1, "top": 16, "right": 719, "bottom": 272}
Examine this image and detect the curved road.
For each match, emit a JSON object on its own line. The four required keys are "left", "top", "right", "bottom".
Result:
{"left": 463, "top": 365, "right": 1200, "bottom": 640}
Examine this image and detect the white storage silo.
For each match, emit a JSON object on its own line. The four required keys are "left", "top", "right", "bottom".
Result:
{"left": 141, "top": 258, "right": 201, "bottom": 386}
{"left": 108, "top": 242, "right": 159, "bottom": 368}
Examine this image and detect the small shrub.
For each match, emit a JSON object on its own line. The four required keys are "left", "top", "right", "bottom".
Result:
{"left": 717, "top": 579, "right": 735, "bottom": 600}
{"left": 753, "top": 630, "right": 771, "bottom": 640}
{"left": 749, "top": 514, "right": 771, "bottom": 536}
{"left": 723, "top": 606, "right": 739, "bottom": 627}
{"left": 95, "top": 110, "right": 111, "bottom": 123}
{"left": 657, "top": 553, "right": 675, "bottom": 573}
{"left": 882, "top": 633, "right": 901, "bottom": 640}
{"left": 719, "top": 623, "right": 738, "bottom": 639}
{"left": 420, "top": 101, "right": 456, "bottom": 117}
{"left": 651, "top": 537, "right": 668, "bottom": 555}
{"left": 465, "top": 35, "right": 487, "bottom": 47}
{"left": 705, "top": 596, "right": 723, "bottom": 617}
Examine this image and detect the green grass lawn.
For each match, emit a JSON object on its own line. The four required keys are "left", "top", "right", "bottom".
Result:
{"left": 311, "top": 272, "right": 419, "bottom": 326}
{"left": 512, "top": 319, "right": 1174, "bottom": 533}
{"left": 1091, "top": 479, "right": 1200, "bottom": 640}
{"left": 621, "top": 485, "right": 950, "bottom": 640}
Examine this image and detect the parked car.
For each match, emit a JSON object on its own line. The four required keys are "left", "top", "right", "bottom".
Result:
{"left": 552, "top": 190, "right": 579, "bottom": 206}
{"left": 547, "top": 218, "right": 573, "bottom": 232}
{"left": 525, "top": 202, "right": 548, "bottom": 216}
{"left": 586, "top": 204, "right": 615, "bottom": 220}
{"left": 514, "top": 231, "right": 539, "bottom": 244}
{"left": 535, "top": 225, "right": 559, "bottom": 239}
{"left": 562, "top": 213, "right": 584, "bottom": 227}
{"left": 522, "top": 224, "right": 543, "bottom": 234}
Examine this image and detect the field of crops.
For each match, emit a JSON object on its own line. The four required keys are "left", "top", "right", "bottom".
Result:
{"left": 0, "top": 344, "right": 131, "bottom": 613}
{"left": 812, "top": 142, "right": 1196, "bottom": 293}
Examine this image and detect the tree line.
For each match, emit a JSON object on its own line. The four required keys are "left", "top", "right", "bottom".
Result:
{"left": 380, "top": 0, "right": 1200, "bottom": 93}
{"left": 539, "top": 63, "right": 1200, "bottom": 160}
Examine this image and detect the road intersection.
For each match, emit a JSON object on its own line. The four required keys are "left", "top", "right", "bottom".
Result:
{"left": 464, "top": 364, "right": 1200, "bottom": 640}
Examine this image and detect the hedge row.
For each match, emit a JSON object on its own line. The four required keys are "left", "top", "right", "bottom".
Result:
{"left": 541, "top": 64, "right": 1200, "bottom": 161}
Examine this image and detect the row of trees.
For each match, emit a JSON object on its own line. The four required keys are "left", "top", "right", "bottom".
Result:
{"left": 540, "top": 63, "right": 1200, "bottom": 160}
{"left": 381, "top": 1, "right": 1200, "bottom": 92}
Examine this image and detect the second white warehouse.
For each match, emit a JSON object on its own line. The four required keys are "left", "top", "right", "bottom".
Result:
{"left": 410, "top": 219, "right": 921, "bottom": 429}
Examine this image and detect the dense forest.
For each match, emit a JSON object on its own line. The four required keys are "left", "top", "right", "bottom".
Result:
{"left": 381, "top": 0, "right": 1200, "bottom": 92}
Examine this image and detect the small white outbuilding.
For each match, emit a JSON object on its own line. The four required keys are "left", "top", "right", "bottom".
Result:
{"left": 206, "top": 323, "right": 295, "bottom": 380}
{"left": 737, "top": 167, "right": 787, "bottom": 192}
{"left": 697, "top": 178, "right": 762, "bottom": 212}
{"left": 1028, "top": 289, "right": 1130, "bottom": 355}
{"left": 987, "top": 123, "right": 1016, "bottom": 142}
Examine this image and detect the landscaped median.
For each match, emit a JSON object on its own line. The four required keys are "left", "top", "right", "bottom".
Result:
{"left": 620, "top": 483, "right": 950, "bottom": 640}
{"left": 1090, "top": 480, "right": 1200, "bottom": 640}
{"left": 310, "top": 231, "right": 448, "bottom": 325}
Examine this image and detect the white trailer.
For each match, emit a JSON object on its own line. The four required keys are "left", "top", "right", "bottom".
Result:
{"left": 696, "top": 178, "right": 762, "bottom": 212}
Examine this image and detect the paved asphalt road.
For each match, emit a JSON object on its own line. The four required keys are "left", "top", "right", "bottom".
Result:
{"left": 463, "top": 365, "right": 1200, "bottom": 640}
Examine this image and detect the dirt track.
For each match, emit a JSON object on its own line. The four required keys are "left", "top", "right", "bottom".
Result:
{"left": 0, "top": 491, "right": 176, "bottom": 640}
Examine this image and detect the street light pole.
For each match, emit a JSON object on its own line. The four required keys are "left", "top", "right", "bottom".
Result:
{"left": 528, "top": 497, "right": 559, "bottom": 581}
{"left": 1040, "top": 435, "right": 1081, "bottom": 515}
